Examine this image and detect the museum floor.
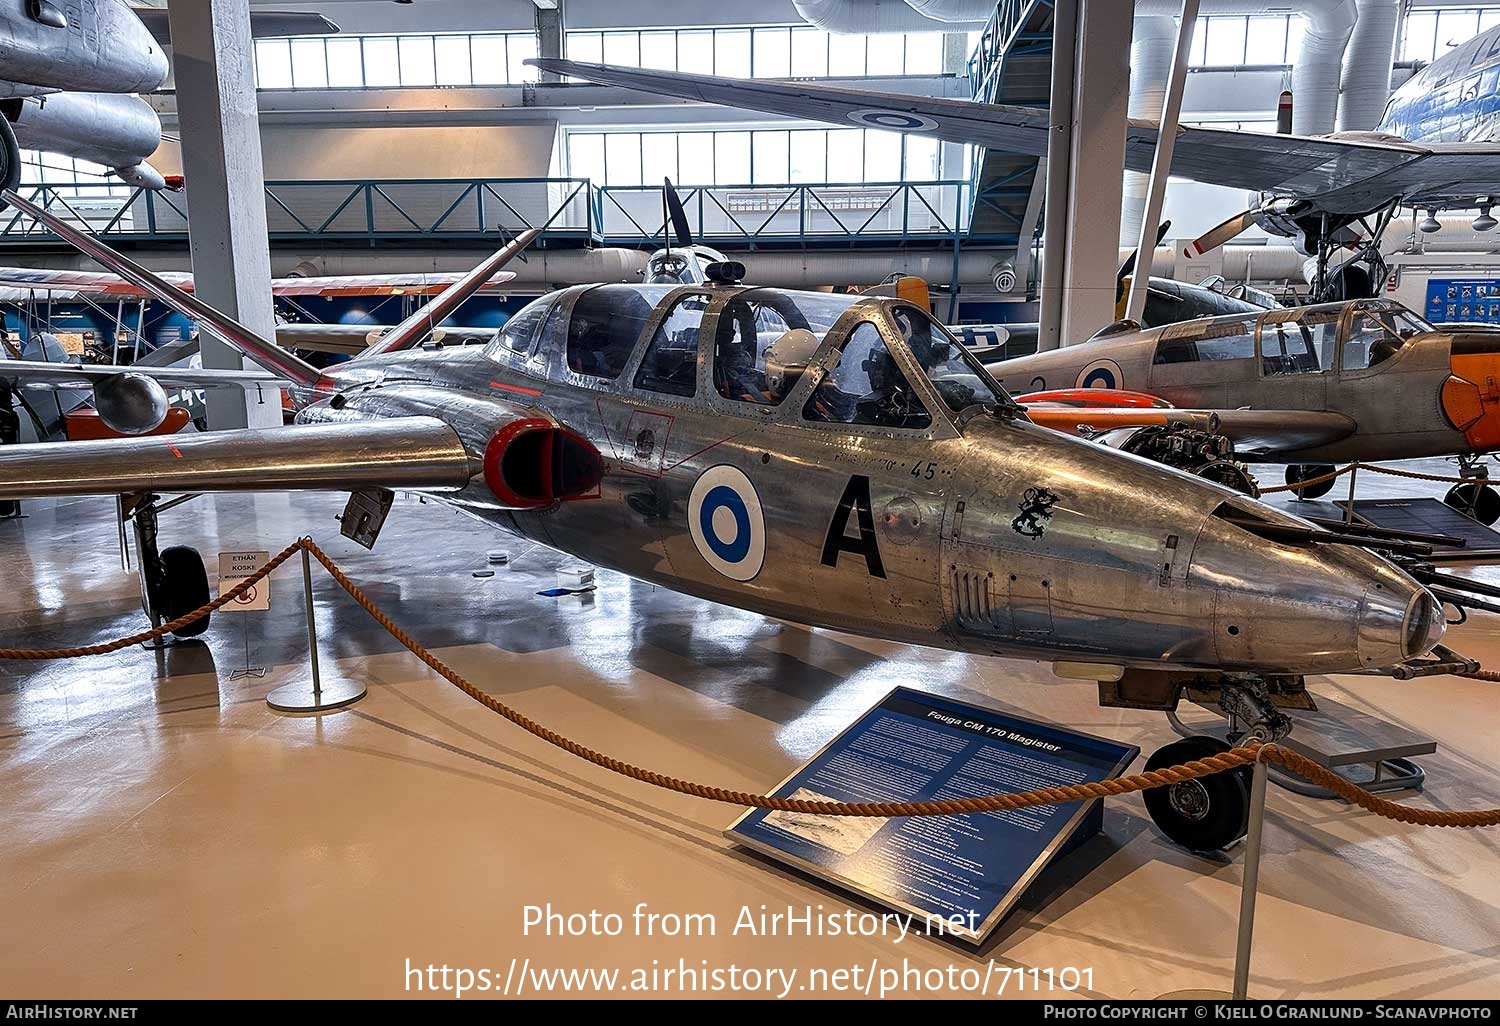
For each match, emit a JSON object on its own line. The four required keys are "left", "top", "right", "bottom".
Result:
{"left": 2, "top": 462, "right": 1499, "bottom": 1000}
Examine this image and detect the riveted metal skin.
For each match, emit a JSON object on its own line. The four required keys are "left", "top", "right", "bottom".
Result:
{"left": 293, "top": 284, "right": 1440, "bottom": 677}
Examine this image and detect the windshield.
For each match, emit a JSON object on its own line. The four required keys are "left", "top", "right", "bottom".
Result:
{"left": 889, "top": 304, "right": 1013, "bottom": 414}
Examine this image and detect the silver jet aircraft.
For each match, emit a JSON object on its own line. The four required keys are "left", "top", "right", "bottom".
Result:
{"left": 0, "top": 192, "right": 1457, "bottom": 852}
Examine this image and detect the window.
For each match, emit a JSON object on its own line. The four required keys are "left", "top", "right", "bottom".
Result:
{"left": 254, "top": 31, "right": 536, "bottom": 89}
{"left": 714, "top": 295, "right": 794, "bottom": 405}
{"left": 491, "top": 297, "right": 553, "bottom": 358}
{"left": 1400, "top": 5, "right": 1500, "bottom": 64}
{"left": 565, "top": 26, "right": 947, "bottom": 79}
{"left": 567, "top": 286, "right": 656, "bottom": 379}
{"left": 1341, "top": 306, "right": 1431, "bottom": 371}
{"left": 1260, "top": 311, "right": 1338, "bottom": 375}
{"left": 256, "top": 39, "right": 293, "bottom": 88}
{"left": 636, "top": 294, "right": 708, "bottom": 396}
{"left": 891, "top": 306, "right": 1007, "bottom": 413}
{"left": 805, "top": 322, "right": 930, "bottom": 430}
{"left": 1185, "top": 13, "right": 1299, "bottom": 67}
{"left": 1153, "top": 316, "right": 1258, "bottom": 364}
{"left": 567, "top": 127, "right": 948, "bottom": 186}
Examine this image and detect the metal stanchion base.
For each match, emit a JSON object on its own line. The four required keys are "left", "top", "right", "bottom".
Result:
{"left": 266, "top": 678, "right": 366, "bottom": 713}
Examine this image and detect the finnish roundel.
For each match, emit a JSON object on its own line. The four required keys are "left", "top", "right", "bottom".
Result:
{"left": 1076, "top": 358, "right": 1123, "bottom": 390}
{"left": 846, "top": 109, "right": 940, "bottom": 132}
{"left": 688, "top": 465, "right": 766, "bottom": 583}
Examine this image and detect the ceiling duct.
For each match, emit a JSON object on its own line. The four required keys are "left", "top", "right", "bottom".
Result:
{"left": 792, "top": 0, "right": 984, "bottom": 34}
{"left": 902, "top": 0, "right": 998, "bottom": 25}
{"left": 1135, "top": 0, "right": 1357, "bottom": 136}
{"left": 1337, "top": 0, "right": 1400, "bottom": 131}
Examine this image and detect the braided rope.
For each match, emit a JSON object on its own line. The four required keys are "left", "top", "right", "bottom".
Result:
{"left": 5, "top": 537, "right": 1500, "bottom": 824}
{"left": 1260, "top": 461, "right": 1495, "bottom": 495}
{"left": 0, "top": 542, "right": 302, "bottom": 659}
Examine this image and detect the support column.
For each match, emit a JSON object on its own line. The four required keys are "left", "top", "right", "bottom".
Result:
{"left": 165, "top": 0, "right": 279, "bottom": 430}
{"left": 1059, "top": 0, "right": 1134, "bottom": 345}
{"left": 535, "top": 2, "right": 564, "bottom": 85}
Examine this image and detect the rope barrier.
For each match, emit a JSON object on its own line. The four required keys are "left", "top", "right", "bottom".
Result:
{"left": 1259, "top": 461, "right": 1494, "bottom": 494}
{"left": 4, "top": 536, "right": 1500, "bottom": 825}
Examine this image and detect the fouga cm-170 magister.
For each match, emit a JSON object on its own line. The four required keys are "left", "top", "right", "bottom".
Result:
{"left": 0, "top": 192, "right": 1465, "bottom": 852}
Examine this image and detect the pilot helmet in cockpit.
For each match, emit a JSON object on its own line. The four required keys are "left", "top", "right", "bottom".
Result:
{"left": 763, "top": 328, "right": 821, "bottom": 400}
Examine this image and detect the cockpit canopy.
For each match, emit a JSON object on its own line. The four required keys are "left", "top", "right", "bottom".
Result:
{"left": 1151, "top": 299, "right": 1433, "bottom": 375}
{"left": 485, "top": 284, "right": 1012, "bottom": 432}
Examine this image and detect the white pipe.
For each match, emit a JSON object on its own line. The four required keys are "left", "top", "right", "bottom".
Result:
{"left": 1337, "top": 0, "right": 1400, "bottom": 132}
{"left": 1137, "top": 244, "right": 1309, "bottom": 280}
{"left": 1135, "top": 0, "right": 1357, "bottom": 135}
{"left": 791, "top": 0, "right": 981, "bottom": 34}
{"left": 902, "top": 0, "right": 998, "bottom": 24}
{"left": 1122, "top": 17, "right": 1177, "bottom": 246}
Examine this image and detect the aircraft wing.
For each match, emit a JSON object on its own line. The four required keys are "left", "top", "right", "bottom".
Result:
{"left": 275, "top": 323, "right": 496, "bottom": 356}
{"left": 0, "top": 417, "right": 472, "bottom": 500}
{"left": 0, "top": 360, "right": 288, "bottom": 392}
{"left": 1021, "top": 406, "right": 1358, "bottom": 455}
{"left": 534, "top": 60, "right": 1494, "bottom": 210}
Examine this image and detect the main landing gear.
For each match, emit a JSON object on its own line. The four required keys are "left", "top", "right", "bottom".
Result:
{"left": 121, "top": 492, "right": 212, "bottom": 640}
{"left": 1442, "top": 458, "right": 1500, "bottom": 526}
{"left": 1100, "top": 671, "right": 1299, "bottom": 852}
{"left": 1284, "top": 463, "right": 1336, "bottom": 500}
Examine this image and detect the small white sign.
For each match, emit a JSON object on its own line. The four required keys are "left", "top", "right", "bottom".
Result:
{"left": 218, "top": 550, "right": 271, "bottom": 613}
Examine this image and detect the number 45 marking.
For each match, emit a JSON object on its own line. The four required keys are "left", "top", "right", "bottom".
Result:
{"left": 911, "top": 461, "right": 937, "bottom": 481}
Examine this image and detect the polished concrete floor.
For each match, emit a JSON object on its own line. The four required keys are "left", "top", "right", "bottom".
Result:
{"left": 2, "top": 462, "right": 1500, "bottom": 999}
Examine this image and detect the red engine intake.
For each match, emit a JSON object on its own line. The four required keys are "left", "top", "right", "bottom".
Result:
{"left": 482, "top": 418, "right": 604, "bottom": 509}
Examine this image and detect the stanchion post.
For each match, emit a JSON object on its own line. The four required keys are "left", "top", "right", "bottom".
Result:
{"left": 303, "top": 546, "right": 321, "bottom": 701}
{"left": 1343, "top": 464, "right": 1359, "bottom": 526}
{"left": 1232, "top": 753, "right": 1271, "bottom": 1000}
{"left": 265, "top": 541, "right": 366, "bottom": 714}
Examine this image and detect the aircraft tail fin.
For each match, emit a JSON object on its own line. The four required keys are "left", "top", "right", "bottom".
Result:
{"left": 2, "top": 190, "right": 321, "bottom": 388}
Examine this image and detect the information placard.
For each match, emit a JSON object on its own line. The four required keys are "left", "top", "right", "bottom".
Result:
{"left": 727, "top": 687, "right": 1138, "bottom": 944}
{"left": 1426, "top": 278, "right": 1500, "bottom": 324}
{"left": 218, "top": 550, "right": 271, "bottom": 613}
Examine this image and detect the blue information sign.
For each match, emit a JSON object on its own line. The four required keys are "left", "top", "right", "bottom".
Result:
{"left": 727, "top": 687, "right": 1138, "bottom": 944}
{"left": 1426, "top": 278, "right": 1500, "bottom": 324}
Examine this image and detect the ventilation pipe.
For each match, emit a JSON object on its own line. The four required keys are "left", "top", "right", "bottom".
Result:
{"left": 1337, "top": 0, "right": 1400, "bottom": 131}
{"left": 902, "top": 0, "right": 998, "bottom": 24}
{"left": 791, "top": 0, "right": 983, "bottom": 34}
{"left": 1134, "top": 0, "right": 1356, "bottom": 135}
{"left": 1122, "top": 17, "right": 1177, "bottom": 246}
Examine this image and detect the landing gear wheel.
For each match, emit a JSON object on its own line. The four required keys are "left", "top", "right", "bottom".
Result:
{"left": 158, "top": 545, "right": 211, "bottom": 637}
{"left": 1143, "top": 735, "right": 1250, "bottom": 852}
{"left": 1285, "top": 463, "right": 1335, "bottom": 500}
{"left": 0, "top": 118, "right": 19, "bottom": 199}
{"left": 1444, "top": 482, "right": 1500, "bottom": 526}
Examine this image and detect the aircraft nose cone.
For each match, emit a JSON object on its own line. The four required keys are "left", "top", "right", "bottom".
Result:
{"left": 1359, "top": 585, "right": 1445, "bottom": 667}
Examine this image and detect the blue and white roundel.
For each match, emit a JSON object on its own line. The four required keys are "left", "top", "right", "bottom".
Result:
{"left": 1076, "top": 358, "right": 1123, "bottom": 390}
{"left": 846, "top": 109, "right": 939, "bottom": 132}
{"left": 688, "top": 465, "right": 766, "bottom": 582}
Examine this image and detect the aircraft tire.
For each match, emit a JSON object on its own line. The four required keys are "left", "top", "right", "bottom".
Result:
{"left": 1142, "top": 735, "right": 1250, "bottom": 852}
{"left": 159, "top": 545, "right": 212, "bottom": 638}
{"left": 1444, "top": 483, "right": 1500, "bottom": 526}
{"left": 0, "top": 118, "right": 20, "bottom": 199}
{"left": 1284, "top": 464, "right": 1335, "bottom": 500}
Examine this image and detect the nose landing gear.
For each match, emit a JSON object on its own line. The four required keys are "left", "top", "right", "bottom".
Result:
{"left": 1136, "top": 676, "right": 1294, "bottom": 852}
{"left": 122, "top": 492, "right": 212, "bottom": 640}
{"left": 1442, "top": 461, "right": 1500, "bottom": 525}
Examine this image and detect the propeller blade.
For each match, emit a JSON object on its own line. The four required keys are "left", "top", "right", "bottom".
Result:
{"left": 664, "top": 177, "right": 693, "bottom": 248}
{"left": 1117, "top": 220, "right": 1172, "bottom": 300}
{"left": 1183, "top": 210, "right": 1257, "bottom": 258}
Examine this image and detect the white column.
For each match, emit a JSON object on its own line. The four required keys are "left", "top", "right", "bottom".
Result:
{"left": 164, "top": 0, "right": 279, "bottom": 430}
{"left": 1059, "top": 0, "right": 1134, "bottom": 345}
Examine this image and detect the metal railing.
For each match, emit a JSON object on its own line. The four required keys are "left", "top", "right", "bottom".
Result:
{"left": 595, "top": 180, "right": 975, "bottom": 246}
{"left": 0, "top": 177, "right": 990, "bottom": 248}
